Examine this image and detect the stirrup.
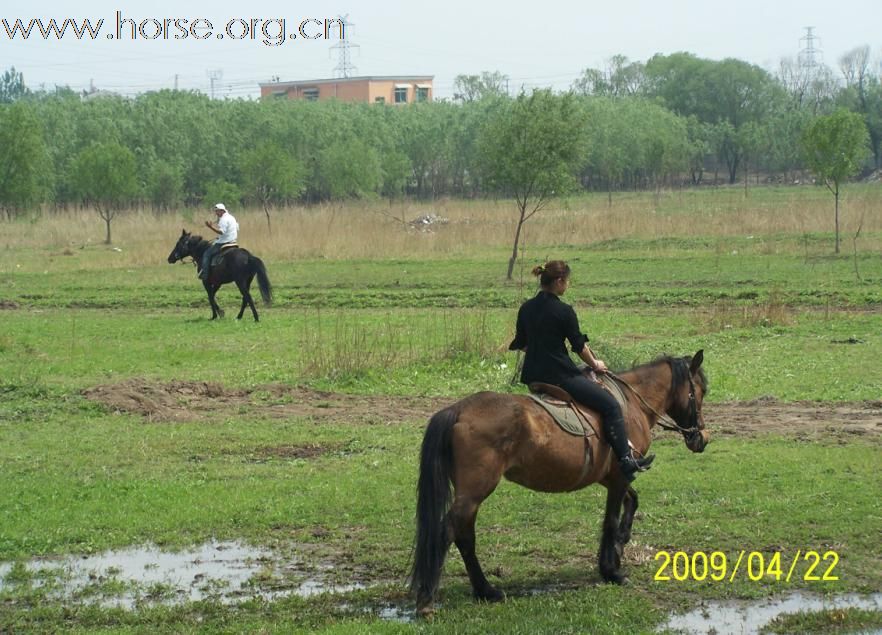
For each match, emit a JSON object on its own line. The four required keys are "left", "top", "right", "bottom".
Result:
{"left": 619, "top": 452, "right": 655, "bottom": 482}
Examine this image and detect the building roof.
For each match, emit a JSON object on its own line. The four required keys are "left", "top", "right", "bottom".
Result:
{"left": 259, "top": 75, "right": 434, "bottom": 89}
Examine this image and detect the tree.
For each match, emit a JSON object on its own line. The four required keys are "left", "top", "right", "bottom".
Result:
{"left": 453, "top": 71, "right": 509, "bottom": 103}
{"left": 644, "top": 53, "right": 783, "bottom": 183}
{"left": 572, "top": 55, "right": 645, "bottom": 97}
{"left": 838, "top": 45, "right": 882, "bottom": 169}
{"left": 0, "top": 102, "right": 47, "bottom": 216}
{"left": 582, "top": 97, "right": 632, "bottom": 203}
{"left": 314, "top": 138, "right": 381, "bottom": 200}
{"left": 238, "top": 144, "right": 305, "bottom": 231}
{"left": 203, "top": 180, "right": 242, "bottom": 210}
{"left": 70, "top": 142, "right": 139, "bottom": 244}
{"left": 802, "top": 110, "right": 870, "bottom": 253}
{"left": 0, "top": 66, "right": 29, "bottom": 103}
{"left": 144, "top": 158, "right": 184, "bottom": 212}
{"left": 777, "top": 57, "right": 837, "bottom": 115}
{"left": 479, "top": 89, "right": 585, "bottom": 279}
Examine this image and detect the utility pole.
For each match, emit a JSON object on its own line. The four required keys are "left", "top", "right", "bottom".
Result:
{"left": 207, "top": 69, "right": 223, "bottom": 99}
{"left": 329, "top": 15, "right": 359, "bottom": 78}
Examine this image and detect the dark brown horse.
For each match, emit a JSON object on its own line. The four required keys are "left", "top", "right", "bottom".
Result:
{"left": 167, "top": 230, "right": 273, "bottom": 321}
{"left": 410, "top": 351, "right": 708, "bottom": 616}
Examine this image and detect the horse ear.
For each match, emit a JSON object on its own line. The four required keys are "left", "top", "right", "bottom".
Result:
{"left": 181, "top": 228, "right": 187, "bottom": 236}
{"left": 690, "top": 349, "right": 704, "bottom": 374}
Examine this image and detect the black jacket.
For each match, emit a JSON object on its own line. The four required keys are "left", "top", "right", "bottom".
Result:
{"left": 508, "top": 291, "right": 588, "bottom": 385}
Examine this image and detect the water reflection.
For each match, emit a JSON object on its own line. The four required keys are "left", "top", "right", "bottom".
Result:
{"left": 660, "top": 591, "right": 882, "bottom": 634}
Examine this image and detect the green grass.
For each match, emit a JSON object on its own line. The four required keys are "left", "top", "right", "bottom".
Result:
{"left": 3, "top": 233, "right": 882, "bottom": 310}
{"left": 1, "top": 399, "right": 880, "bottom": 632}
{"left": 2, "top": 198, "right": 882, "bottom": 632}
{"left": 1, "top": 305, "right": 880, "bottom": 400}
{"left": 762, "top": 607, "right": 882, "bottom": 634}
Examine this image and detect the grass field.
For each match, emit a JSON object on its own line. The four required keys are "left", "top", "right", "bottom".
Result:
{"left": 2, "top": 186, "right": 881, "bottom": 633}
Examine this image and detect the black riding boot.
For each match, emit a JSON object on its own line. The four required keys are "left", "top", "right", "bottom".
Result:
{"left": 558, "top": 375, "right": 655, "bottom": 483}
{"left": 603, "top": 415, "right": 655, "bottom": 483}
{"left": 619, "top": 452, "right": 655, "bottom": 483}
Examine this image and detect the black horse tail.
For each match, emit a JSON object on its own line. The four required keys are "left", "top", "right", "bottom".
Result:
{"left": 251, "top": 256, "right": 273, "bottom": 305}
{"left": 409, "top": 404, "right": 460, "bottom": 607}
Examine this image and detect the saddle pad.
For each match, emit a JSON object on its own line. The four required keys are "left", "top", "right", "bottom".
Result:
{"left": 527, "top": 393, "right": 596, "bottom": 437}
{"left": 210, "top": 245, "right": 239, "bottom": 267}
{"left": 600, "top": 374, "right": 627, "bottom": 411}
{"left": 528, "top": 375, "right": 628, "bottom": 439}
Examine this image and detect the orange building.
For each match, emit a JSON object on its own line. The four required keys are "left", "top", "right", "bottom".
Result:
{"left": 259, "top": 75, "right": 433, "bottom": 104}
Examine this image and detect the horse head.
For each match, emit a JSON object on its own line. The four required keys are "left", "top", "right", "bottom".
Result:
{"left": 667, "top": 350, "right": 709, "bottom": 453}
{"left": 167, "top": 229, "right": 193, "bottom": 264}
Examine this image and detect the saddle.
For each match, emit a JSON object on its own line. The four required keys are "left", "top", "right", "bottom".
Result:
{"left": 210, "top": 243, "right": 240, "bottom": 267}
{"left": 527, "top": 373, "right": 629, "bottom": 445}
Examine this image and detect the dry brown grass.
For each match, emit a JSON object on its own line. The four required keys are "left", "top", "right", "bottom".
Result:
{"left": 703, "top": 291, "right": 796, "bottom": 332}
{"left": 4, "top": 186, "right": 881, "bottom": 267}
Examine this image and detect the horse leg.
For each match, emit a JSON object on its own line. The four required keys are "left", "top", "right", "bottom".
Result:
{"left": 598, "top": 481, "right": 628, "bottom": 584}
{"left": 448, "top": 457, "right": 506, "bottom": 603}
{"left": 234, "top": 277, "right": 250, "bottom": 320}
{"left": 203, "top": 280, "right": 221, "bottom": 319}
{"left": 616, "top": 486, "right": 639, "bottom": 548}
{"left": 235, "top": 275, "right": 259, "bottom": 321}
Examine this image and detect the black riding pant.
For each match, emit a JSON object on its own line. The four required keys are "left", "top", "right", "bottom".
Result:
{"left": 201, "top": 243, "right": 221, "bottom": 274}
{"left": 558, "top": 374, "right": 630, "bottom": 460}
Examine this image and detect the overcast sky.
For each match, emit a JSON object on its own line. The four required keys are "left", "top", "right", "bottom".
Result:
{"left": 3, "top": 0, "right": 881, "bottom": 99}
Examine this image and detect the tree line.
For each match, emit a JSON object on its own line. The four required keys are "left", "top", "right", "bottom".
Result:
{"left": 1, "top": 47, "right": 878, "bottom": 226}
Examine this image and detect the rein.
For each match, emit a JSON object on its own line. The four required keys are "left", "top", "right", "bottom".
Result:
{"left": 607, "top": 365, "right": 699, "bottom": 435}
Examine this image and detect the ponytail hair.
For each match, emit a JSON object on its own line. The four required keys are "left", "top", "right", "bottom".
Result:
{"left": 533, "top": 260, "right": 571, "bottom": 288}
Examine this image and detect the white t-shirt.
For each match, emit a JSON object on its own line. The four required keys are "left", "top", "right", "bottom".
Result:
{"left": 216, "top": 212, "right": 238, "bottom": 244}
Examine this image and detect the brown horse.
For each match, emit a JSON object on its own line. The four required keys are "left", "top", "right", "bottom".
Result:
{"left": 410, "top": 350, "right": 708, "bottom": 616}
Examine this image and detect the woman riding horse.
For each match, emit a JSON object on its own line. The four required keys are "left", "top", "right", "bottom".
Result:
{"left": 509, "top": 260, "right": 654, "bottom": 482}
{"left": 410, "top": 328, "right": 709, "bottom": 615}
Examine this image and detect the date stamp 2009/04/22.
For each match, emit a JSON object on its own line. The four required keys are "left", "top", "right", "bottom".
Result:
{"left": 654, "top": 550, "right": 840, "bottom": 583}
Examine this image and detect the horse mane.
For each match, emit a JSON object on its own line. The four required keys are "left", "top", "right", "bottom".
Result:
{"left": 186, "top": 234, "right": 212, "bottom": 251}
{"left": 624, "top": 354, "right": 708, "bottom": 395}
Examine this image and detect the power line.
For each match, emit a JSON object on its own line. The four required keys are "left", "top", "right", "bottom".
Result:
{"left": 329, "top": 14, "right": 358, "bottom": 78}
{"left": 206, "top": 68, "right": 223, "bottom": 99}
{"left": 798, "top": 26, "right": 823, "bottom": 72}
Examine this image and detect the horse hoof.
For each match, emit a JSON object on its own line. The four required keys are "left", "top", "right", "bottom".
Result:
{"left": 476, "top": 588, "right": 506, "bottom": 603}
{"left": 602, "top": 570, "right": 628, "bottom": 585}
{"left": 416, "top": 606, "right": 435, "bottom": 619}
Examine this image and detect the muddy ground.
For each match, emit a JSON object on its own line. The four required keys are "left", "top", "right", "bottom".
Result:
{"left": 82, "top": 380, "right": 882, "bottom": 440}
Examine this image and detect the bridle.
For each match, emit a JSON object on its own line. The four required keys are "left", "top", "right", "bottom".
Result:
{"left": 170, "top": 236, "right": 196, "bottom": 264}
{"left": 607, "top": 358, "right": 701, "bottom": 441}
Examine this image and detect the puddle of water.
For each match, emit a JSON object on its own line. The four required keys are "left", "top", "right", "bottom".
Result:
{"left": 377, "top": 605, "right": 415, "bottom": 623}
{"left": 294, "top": 579, "right": 365, "bottom": 597}
{"left": 339, "top": 602, "right": 415, "bottom": 624}
{"left": 660, "top": 591, "right": 882, "bottom": 635}
{"left": 0, "top": 540, "right": 368, "bottom": 609}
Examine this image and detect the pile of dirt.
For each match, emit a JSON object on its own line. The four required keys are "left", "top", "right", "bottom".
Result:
{"left": 82, "top": 380, "right": 247, "bottom": 422}
{"left": 709, "top": 398, "right": 882, "bottom": 439}
{"left": 82, "top": 380, "right": 882, "bottom": 438}
{"left": 82, "top": 380, "right": 450, "bottom": 425}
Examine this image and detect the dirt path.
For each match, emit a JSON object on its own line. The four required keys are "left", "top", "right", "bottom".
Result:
{"left": 82, "top": 380, "right": 882, "bottom": 439}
